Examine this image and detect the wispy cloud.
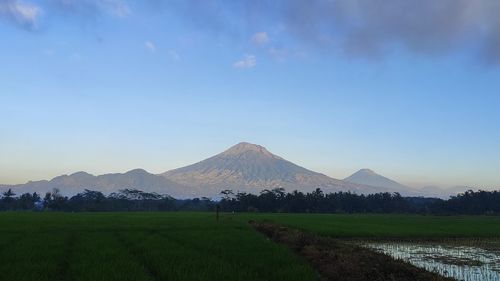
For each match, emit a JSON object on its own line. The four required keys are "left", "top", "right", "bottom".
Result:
{"left": 251, "top": 32, "right": 269, "bottom": 47}
{"left": 49, "top": 0, "right": 130, "bottom": 18}
{"left": 146, "top": 0, "right": 500, "bottom": 65}
{"left": 0, "top": 0, "right": 41, "bottom": 30}
{"left": 44, "top": 49, "right": 55, "bottom": 56}
{"left": 268, "top": 47, "right": 287, "bottom": 61}
{"left": 4, "top": 0, "right": 500, "bottom": 64}
{"left": 104, "top": 0, "right": 129, "bottom": 17}
{"left": 145, "top": 41, "right": 156, "bottom": 53}
{"left": 233, "top": 54, "right": 256, "bottom": 69}
{"left": 168, "top": 50, "right": 181, "bottom": 61}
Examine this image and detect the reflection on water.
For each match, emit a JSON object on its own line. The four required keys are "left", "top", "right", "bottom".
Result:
{"left": 363, "top": 242, "right": 500, "bottom": 281}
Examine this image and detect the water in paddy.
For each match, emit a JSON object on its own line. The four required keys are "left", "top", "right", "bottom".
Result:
{"left": 363, "top": 242, "right": 500, "bottom": 281}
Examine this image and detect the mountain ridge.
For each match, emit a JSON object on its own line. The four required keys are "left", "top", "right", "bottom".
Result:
{"left": 3, "top": 169, "right": 191, "bottom": 197}
{"left": 1, "top": 142, "right": 460, "bottom": 197}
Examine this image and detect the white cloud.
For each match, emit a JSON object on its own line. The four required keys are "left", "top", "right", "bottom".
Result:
{"left": 0, "top": 0, "right": 41, "bottom": 29}
{"left": 233, "top": 54, "right": 256, "bottom": 69}
{"left": 145, "top": 41, "right": 156, "bottom": 53}
{"left": 251, "top": 32, "right": 269, "bottom": 46}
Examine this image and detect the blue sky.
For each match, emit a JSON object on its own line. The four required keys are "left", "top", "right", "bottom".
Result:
{"left": 1, "top": 0, "right": 499, "bottom": 188}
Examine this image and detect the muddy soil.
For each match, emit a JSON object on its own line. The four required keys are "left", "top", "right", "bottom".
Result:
{"left": 250, "top": 221, "right": 454, "bottom": 281}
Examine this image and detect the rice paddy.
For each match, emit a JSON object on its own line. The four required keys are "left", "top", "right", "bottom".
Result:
{"left": 362, "top": 242, "right": 500, "bottom": 281}
{"left": 1, "top": 212, "right": 500, "bottom": 281}
{"left": 0, "top": 212, "right": 316, "bottom": 281}
{"left": 245, "top": 213, "right": 500, "bottom": 238}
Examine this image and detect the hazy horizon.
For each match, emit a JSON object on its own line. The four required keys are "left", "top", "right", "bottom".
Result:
{"left": 1, "top": 0, "right": 499, "bottom": 189}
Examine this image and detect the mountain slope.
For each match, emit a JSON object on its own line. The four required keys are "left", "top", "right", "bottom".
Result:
{"left": 344, "top": 169, "right": 416, "bottom": 195}
{"left": 344, "top": 169, "right": 406, "bottom": 189}
{"left": 161, "top": 142, "right": 382, "bottom": 195}
{"left": 6, "top": 169, "right": 191, "bottom": 197}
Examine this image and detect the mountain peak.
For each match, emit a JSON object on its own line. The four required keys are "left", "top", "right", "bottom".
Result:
{"left": 222, "top": 142, "right": 276, "bottom": 158}
{"left": 344, "top": 168, "right": 408, "bottom": 192}
{"left": 125, "top": 168, "right": 149, "bottom": 175}
{"left": 161, "top": 141, "right": 356, "bottom": 195}
{"left": 356, "top": 168, "right": 376, "bottom": 175}
{"left": 70, "top": 171, "right": 93, "bottom": 177}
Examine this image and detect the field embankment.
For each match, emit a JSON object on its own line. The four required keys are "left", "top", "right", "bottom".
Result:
{"left": 251, "top": 221, "right": 453, "bottom": 281}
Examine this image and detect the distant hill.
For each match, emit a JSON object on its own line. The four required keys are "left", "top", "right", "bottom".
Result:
{"left": 343, "top": 169, "right": 476, "bottom": 197}
{"left": 416, "top": 185, "right": 472, "bottom": 199}
{"left": 161, "top": 142, "right": 385, "bottom": 196}
{"left": 344, "top": 169, "right": 410, "bottom": 191}
{"left": 4, "top": 169, "right": 191, "bottom": 198}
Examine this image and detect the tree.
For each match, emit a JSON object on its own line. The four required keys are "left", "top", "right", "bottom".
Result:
{"left": 45, "top": 188, "right": 68, "bottom": 211}
{"left": 1, "top": 189, "right": 16, "bottom": 209}
{"left": 220, "top": 190, "right": 234, "bottom": 200}
{"left": 2, "top": 188, "right": 16, "bottom": 199}
{"left": 2, "top": 189, "right": 16, "bottom": 203}
{"left": 69, "top": 190, "right": 107, "bottom": 211}
{"left": 18, "top": 192, "right": 40, "bottom": 210}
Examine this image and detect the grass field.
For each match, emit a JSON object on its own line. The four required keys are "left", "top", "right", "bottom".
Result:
{"left": 1, "top": 212, "right": 500, "bottom": 281}
{"left": 0, "top": 212, "right": 317, "bottom": 281}
{"left": 247, "top": 213, "right": 500, "bottom": 238}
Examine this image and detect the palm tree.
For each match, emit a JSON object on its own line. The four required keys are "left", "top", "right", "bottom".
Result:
{"left": 2, "top": 189, "right": 16, "bottom": 203}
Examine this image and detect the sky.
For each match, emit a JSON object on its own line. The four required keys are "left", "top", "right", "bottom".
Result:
{"left": 1, "top": 0, "right": 499, "bottom": 189}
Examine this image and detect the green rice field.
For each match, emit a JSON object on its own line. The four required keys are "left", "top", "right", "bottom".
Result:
{"left": 1, "top": 212, "right": 500, "bottom": 281}
{"left": 247, "top": 213, "right": 500, "bottom": 238}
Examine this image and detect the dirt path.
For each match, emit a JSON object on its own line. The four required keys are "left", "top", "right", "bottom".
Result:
{"left": 250, "top": 221, "right": 454, "bottom": 281}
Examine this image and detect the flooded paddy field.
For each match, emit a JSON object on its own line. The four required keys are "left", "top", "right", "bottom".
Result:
{"left": 361, "top": 240, "right": 500, "bottom": 281}
{"left": 248, "top": 214, "right": 500, "bottom": 280}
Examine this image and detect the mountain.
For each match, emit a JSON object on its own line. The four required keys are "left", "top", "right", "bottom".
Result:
{"left": 3, "top": 142, "right": 422, "bottom": 198}
{"left": 343, "top": 169, "right": 465, "bottom": 196}
{"left": 343, "top": 168, "right": 426, "bottom": 196}
{"left": 4, "top": 169, "right": 191, "bottom": 198}
{"left": 161, "top": 142, "right": 385, "bottom": 196}
{"left": 344, "top": 168, "right": 410, "bottom": 191}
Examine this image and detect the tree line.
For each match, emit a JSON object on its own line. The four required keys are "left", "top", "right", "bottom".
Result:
{"left": 0, "top": 188, "right": 211, "bottom": 212}
{"left": 0, "top": 187, "right": 499, "bottom": 215}
{"left": 219, "top": 188, "right": 500, "bottom": 215}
